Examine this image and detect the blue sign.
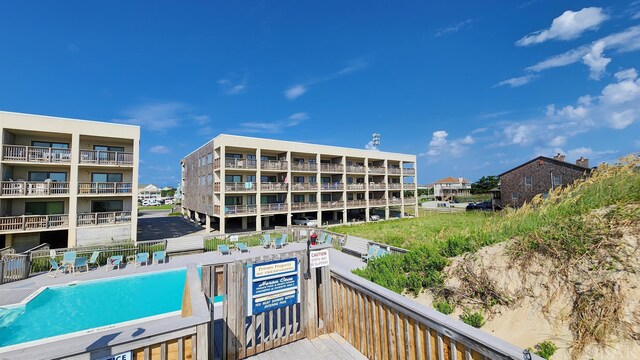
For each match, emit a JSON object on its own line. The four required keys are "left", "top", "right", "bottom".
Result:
{"left": 253, "top": 290, "right": 297, "bottom": 314}
{"left": 247, "top": 257, "right": 300, "bottom": 315}
{"left": 252, "top": 258, "right": 297, "bottom": 279}
{"left": 252, "top": 274, "right": 298, "bottom": 296}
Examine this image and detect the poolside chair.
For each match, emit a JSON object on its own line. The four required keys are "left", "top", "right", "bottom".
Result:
{"left": 106, "top": 255, "right": 123, "bottom": 272}
{"left": 274, "top": 236, "right": 285, "bottom": 249}
{"left": 361, "top": 245, "right": 380, "bottom": 262}
{"left": 260, "top": 233, "right": 272, "bottom": 248}
{"left": 236, "top": 242, "right": 249, "bottom": 252}
{"left": 152, "top": 251, "right": 167, "bottom": 265}
{"left": 74, "top": 257, "right": 89, "bottom": 274}
{"left": 47, "top": 258, "right": 68, "bottom": 278}
{"left": 88, "top": 251, "right": 101, "bottom": 269}
{"left": 318, "top": 232, "right": 327, "bottom": 244}
{"left": 61, "top": 251, "right": 76, "bottom": 266}
{"left": 135, "top": 252, "right": 149, "bottom": 267}
{"left": 376, "top": 248, "right": 389, "bottom": 258}
{"left": 325, "top": 235, "right": 333, "bottom": 245}
{"left": 218, "top": 244, "right": 231, "bottom": 255}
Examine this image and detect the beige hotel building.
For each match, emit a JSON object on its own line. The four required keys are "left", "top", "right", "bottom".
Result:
{"left": 0, "top": 111, "right": 140, "bottom": 251}
{"left": 181, "top": 134, "right": 418, "bottom": 234}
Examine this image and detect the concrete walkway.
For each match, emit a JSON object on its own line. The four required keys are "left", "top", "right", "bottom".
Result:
{"left": 245, "top": 333, "right": 367, "bottom": 360}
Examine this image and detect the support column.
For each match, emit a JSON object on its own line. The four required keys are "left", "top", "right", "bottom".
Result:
{"left": 256, "top": 148, "right": 262, "bottom": 231}
{"left": 286, "top": 150, "right": 292, "bottom": 227}
{"left": 264, "top": 216, "right": 270, "bottom": 228}
{"left": 68, "top": 132, "right": 80, "bottom": 247}
{"left": 241, "top": 216, "right": 248, "bottom": 230}
{"left": 219, "top": 145, "right": 226, "bottom": 234}
{"left": 205, "top": 215, "right": 211, "bottom": 233}
{"left": 316, "top": 153, "right": 321, "bottom": 226}
{"left": 342, "top": 155, "right": 347, "bottom": 225}
{"left": 364, "top": 156, "right": 370, "bottom": 222}
{"left": 130, "top": 133, "right": 140, "bottom": 242}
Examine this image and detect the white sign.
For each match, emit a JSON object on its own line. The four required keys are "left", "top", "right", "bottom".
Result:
{"left": 97, "top": 352, "right": 132, "bottom": 360}
{"left": 310, "top": 249, "right": 330, "bottom": 269}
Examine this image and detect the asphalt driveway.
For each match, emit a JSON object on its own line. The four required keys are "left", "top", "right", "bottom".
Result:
{"left": 137, "top": 210, "right": 205, "bottom": 241}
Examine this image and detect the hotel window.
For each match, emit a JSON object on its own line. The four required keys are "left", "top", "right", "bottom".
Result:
{"left": 511, "top": 192, "right": 518, "bottom": 200}
{"left": 524, "top": 176, "right": 532, "bottom": 190}
{"left": 207, "top": 174, "right": 213, "bottom": 185}
{"left": 293, "top": 195, "right": 305, "bottom": 203}
{"left": 29, "top": 171, "right": 68, "bottom": 182}
{"left": 309, "top": 176, "right": 317, "bottom": 183}
{"left": 225, "top": 175, "right": 242, "bottom": 183}
{"left": 32, "top": 141, "right": 69, "bottom": 149}
{"left": 25, "top": 201, "right": 65, "bottom": 215}
{"left": 293, "top": 176, "right": 305, "bottom": 183}
{"left": 207, "top": 153, "right": 213, "bottom": 164}
{"left": 293, "top": 157, "right": 305, "bottom": 163}
{"left": 553, "top": 175, "right": 562, "bottom": 186}
{"left": 226, "top": 153, "right": 242, "bottom": 159}
{"left": 309, "top": 194, "right": 317, "bottom": 202}
{"left": 321, "top": 194, "right": 331, "bottom": 201}
{"left": 225, "top": 197, "right": 242, "bottom": 205}
{"left": 91, "top": 173, "right": 123, "bottom": 182}
{"left": 91, "top": 200, "right": 123, "bottom": 212}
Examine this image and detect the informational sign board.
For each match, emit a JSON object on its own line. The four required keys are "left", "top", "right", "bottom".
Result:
{"left": 310, "top": 249, "right": 330, "bottom": 269}
{"left": 97, "top": 352, "right": 132, "bottom": 360}
{"left": 247, "top": 258, "right": 300, "bottom": 316}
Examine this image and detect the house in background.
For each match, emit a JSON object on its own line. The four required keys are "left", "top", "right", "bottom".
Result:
{"left": 432, "top": 176, "right": 471, "bottom": 201}
{"left": 138, "top": 184, "right": 161, "bottom": 202}
{"left": 498, "top": 153, "right": 591, "bottom": 208}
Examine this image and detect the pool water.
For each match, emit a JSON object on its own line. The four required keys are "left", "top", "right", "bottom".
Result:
{"left": 0, "top": 268, "right": 187, "bottom": 348}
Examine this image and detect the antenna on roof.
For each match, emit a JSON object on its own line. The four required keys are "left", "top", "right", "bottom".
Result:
{"left": 372, "top": 133, "right": 380, "bottom": 150}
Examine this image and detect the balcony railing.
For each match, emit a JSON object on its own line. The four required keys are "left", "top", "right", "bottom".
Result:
{"left": 79, "top": 150, "right": 133, "bottom": 166}
{"left": 225, "top": 158, "right": 257, "bottom": 169}
{"left": 78, "top": 182, "right": 132, "bottom": 195}
{"left": 77, "top": 211, "right": 132, "bottom": 227}
{"left": 404, "top": 196, "right": 417, "bottom": 204}
{"left": 346, "top": 200, "right": 367, "bottom": 207}
{"left": 291, "top": 202, "right": 318, "bottom": 211}
{"left": 223, "top": 205, "right": 257, "bottom": 215}
{"left": 291, "top": 183, "right": 318, "bottom": 191}
{"left": 321, "top": 183, "right": 344, "bottom": 191}
{"left": 221, "top": 182, "right": 256, "bottom": 192}
{"left": 260, "top": 182, "right": 287, "bottom": 192}
{"left": 346, "top": 183, "right": 366, "bottom": 191}
{"left": 388, "top": 183, "right": 403, "bottom": 190}
{"left": 369, "top": 199, "right": 387, "bottom": 206}
{"left": 3, "top": 145, "right": 72, "bottom": 164}
{"left": 0, "top": 214, "right": 69, "bottom": 233}
{"left": 388, "top": 197, "right": 403, "bottom": 205}
{"left": 321, "top": 201, "right": 343, "bottom": 209}
{"left": 387, "top": 167, "right": 402, "bottom": 175}
{"left": 213, "top": 158, "right": 221, "bottom": 169}
{"left": 368, "top": 166, "right": 386, "bottom": 174}
{"left": 320, "top": 163, "right": 344, "bottom": 172}
{"left": 260, "top": 203, "right": 288, "bottom": 213}
{"left": 403, "top": 168, "right": 416, "bottom": 175}
{"left": 291, "top": 163, "right": 317, "bottom": 172}
{"left": 260, "top": 160, "right": 288, "bottom": 171}
{"left": 369, "top": 183, "right": 387, "bottom": 190}
{"left": 345, "top": 165, "right": 366, "bottom": 173}
{"left": 0, "top": 181, "right": 70, "bottom": 196}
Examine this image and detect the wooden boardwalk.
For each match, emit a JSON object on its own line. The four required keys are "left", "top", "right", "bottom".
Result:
{"left": 245, "top": 333, "right": 367, "bottom": 360}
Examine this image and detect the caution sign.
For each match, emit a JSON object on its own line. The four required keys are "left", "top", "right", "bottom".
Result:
{"left": 310, "top": 249, "right": 330, "bottom": 269}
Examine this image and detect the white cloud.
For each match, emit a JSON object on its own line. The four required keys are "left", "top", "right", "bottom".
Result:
{"left": 424, "top": 131, "right": 474, "bottom": 159}
{"left": 504, "top": 124, "right": 537, "bottom": 145}
{"left": 434, "top": 19, "right": 474, "bottom": 37}
{"left": 516, "top": 7, "right": 609, "bottom": 46}
{"left": 287, "top": 112, "right": 309, "bottom": 126}
{"left": 218, "top": 77, "right": 247, "bottom": 95}
{"left": 284, "top": 85, "right": 307, "bottom": 100}
{"left": 283, "top": 59, "right": 368, "bottom": 100}
{"left": 582, "top": 41, "right": 611, "bottom": 80}
{"left": 494, "top": 75, "right": 537, "bottom": 88}
{"left": 236, "top": 112, "right": 310, "bottom": 134}
{"left": 150, "top": 145, "right": 170, "bottom": 154}
{"left": 549, "top": 136, "right": 567, "bottom": 147}
{"left": 364, "top": 141, "right": 379, "bottom": 151}
{"left": 609, "top": 110, "right": 636, "bottom": 129}
{"left": 116, "top": 102, "right": 206, "bottom": 132}
{"left": 600, "top": 69, "right": 640, "bottom": 105}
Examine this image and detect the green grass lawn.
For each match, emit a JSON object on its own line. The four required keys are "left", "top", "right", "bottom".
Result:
{"left": 138, "top": 204, "right": 173, "bottom": 210}
{"left": 332, "top": 211, "right": 494, "bottom": 248}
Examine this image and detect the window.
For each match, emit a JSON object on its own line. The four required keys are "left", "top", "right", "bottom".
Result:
{"left": 293, "top": 157, "right": 305, "bottom": 163}
{"left": 309, "top": 176, "right": 316, "bottom": 183}
{"left": 91, "top": 173, "right": 123, "bottom": 182}
{"left": 247, "top": 175, "right": 256, "bottom": 183}
{"left": 293, "top": 176, "right": 305, "bottom": 183}
{"left": 225, "top": 196, "right": 243, "bottom": 205}
{"left": 225, "top": 175, "right": 242, "bottom": 183}
{"left": 25, "top": 201, "right": 64, "bottom": 215}
{"left": 207, "top": 174, "right": 213, "bottom": 185}
{"left": 261, "top": 175, "right": 276, "bottom": 182}
{"left": 261, "top": 155, "right": 276, "bottom": 161}
{"left": 94, "top": 145, "right": 125, "bottom": 152}
{"left": 321, "top": 177, "right": 331, "bottom": 183}
{"left": 293, "top": 195, "right": 305, "bottom": 203}
{"left": 309, "top": 194, "right": 317, "bottom": 202}
{"left": 32, "top": 141, "right": 69, "bottom": 149}
{"left": 226, "top": 153, "right": 242, "bottom": 159}
{"left": 524, "top": 176, "right": 532, "bottom": 189}
{"left": 29, "top": 171, "right": 67, "bottom": 182}
{"left": 511, "top": 193, "right": 519, "bottom": 200}
{"left": 346, "top": 177, "right": 353, "bottom": 184}
{"left": 553, "top": 175, "right": 562, "bottom": 186}
{"left": 321, "top": 194, "right": 331, "bottom": 201}
{"left": 92, "top": 200, "right": 123, "bottom": 212}
{"left": 207, "top": 153, "right": 213, "bottom": 164}
{"left": 247, "top": 154, "right": 256, "bottom": 160}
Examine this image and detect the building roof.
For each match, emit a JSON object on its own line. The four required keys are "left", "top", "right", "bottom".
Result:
{"left": 434, "top": 176, "right": 471, "bottom": 184}
{"left": 498, "top": 156, "right": 591, "bottom": 177}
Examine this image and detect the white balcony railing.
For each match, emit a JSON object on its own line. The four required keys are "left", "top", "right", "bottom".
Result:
{"left": 291, "top": 202, "right": 318, "bottom": 211}
{"left": 225, "top": 158, "right": 257, "bottom": 169}
{"left": 345, "top": 165, "right": 366, "bottom": 173}
{"left": 388, "top": 197, "right": 403, "bottom": 205}
{"left": 0, "top": 214, "right": 69, "bottom": 233}
{"left": 403, "top": 168, "right": 416, "bottom": 175}
{"left": 387, "top": 167, "right": 402, "bottom": 175}
{"left": 261, "top": 160, "right": 288, "bottom": 171}
{"left": 369, "top": 183, "right": 387, "bottom": 190}
{"left": 260, "top": 203, "right": 289, "bottom": 213}
{"left": 223, "top": 182, "right": 256, "bottom": 192}
{"left": 321, "top": 201, "right": 343, "bottom": 209}
{"left": 291, "top": 163, "right": 318, "bottom": 172}
{"left": 0, "top": 181, "right": 70, "bottom": 196}
{"left": 369, "top": 199, "right": 387, "bottom": 206}
{"left": 404, "top": 197, "right": 417, "bottom": 204}
{"left": 78, "top": 182, "right": 132, "bottom": 195}
{"left": 368, "top": 166, "right": 386, "bottom": 174}
{"left": 3, "top": 145, "right": 72, "bottom": 163}
{"left": 223, "top": 205, "right": 257, "bottom": 215}
{"left": 388, "top": 183, "right": 403, "bottom": 190}
{"left": 77, "top": 211, "right": 132, "bottom": 226}
{"left": 346, "top": 200, "right": 367, "bottom": 207}
{"left": 346, "top": 183, "right": 366, "bottom": 191}
{"left": 321, "top": 183, "right": 345, "bottom": 191}
{"left": 320, "top": 163, "right": 344, "bottom": 172}
{"left": 79, "top": 150, "right": 133, "bottom": 166}
{"left": 291, "top": 183, "right": 318, "bottom": 191}
{"left": 260, "top": 182, "right": 288, "bottom": 191}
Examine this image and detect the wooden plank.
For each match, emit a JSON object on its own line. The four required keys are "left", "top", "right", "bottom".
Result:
{"left": 379, "top": 301, "right": 387, "bottom": 360}
{"left": 239, "top": 260, "right": 247, "bottom": 359}
{"left": 415, "top": 323, "right": 424, "bottom": 360}
{"left": 144, "top": 346, "right": 150, "bottom": 360}
{"left": 396, "top": 312, "right": 404, "bottom": 360}
{"left": 275, "top": 307, "right": 282, "bottom": 347}
{"left": 387, "top": 308, "right": 396, "bottom": 360}
{"left": 436, "top": 332, "right": 444, "bottom": 360}
{"left": 283, "top": 306, "right": 290, "bottom": 345}
{"left": 202, "top": 265, "right": 211, "bottom": 299}
{"left": 178, "top": 337, "right": 184, "bottom": 360}
{"left": 371, "top": 298, "right": 380, "bottom": 360}
{"left": 265, "top": 310, "right": 273, "bottom": 351}
{"left": 443, "top": 337, "right": 452, "bottom": 360}
{"left": 292, "top": 302, "right": 298, "bottom": 341}
{"left": 161, "top": 342, "right": 167, "bottom": 360}
{"left": 357, "top": 292, "right": 365, "bottom": 354}
{"left": 222, "top": 264, "right": 228, "bottom": 360}
{"left": 151, "top": 344, "right": 162, "bottom": 360}
{"left": 134, "top": 348, "right": 145, "bottom": 360}
{"left": 167, "top": 339, "right": 179, "bottom": 360}
{"left": 196, "top": 324, "right": 209, "bottom": 360}
{"left": 227, "top": 263, "right": 238, "bottom": 360}
{"left": 407, "top": 318, "right": 415, "bottom": 360}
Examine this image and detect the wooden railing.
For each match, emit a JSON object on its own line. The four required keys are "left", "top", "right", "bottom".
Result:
{"left": 291, "top": 202, "right": 318, "bottom": 211}
{"left": 0, "top": 246, "right": 15, "bottom": 259}
{"left": 2, "top": 145, "right": 72, "bottom": 163}
{"left": 368, "top": 166, "right": 386, "bottom": 174}
{"left": 224, "top": 205, "right": 257, "bottom": 215}
{"left": 403, "top": 168, "right": 416, "bottom": 175}
{"left": 369, "top": 199, "right": 387, "bottom": 206}
{"left": 404, "top": 197, "right": 417, "bottom": 204}
{"left": 78, "top": 182, "right": 132, "bottom": 195}
{"left": 260, "top": 160, "right": 288, "bottom": 170}
{"left": 291, "top": 183, "right": 318, "bottom": 191}
{"left": 388, "top": 183, "right": 403, "bottom": 190}
{"left": 346, "top": 200, "right": 367, "bottom": 207}
{"left": 330, "top": 267, "right": 541, "bottom": 360}
{"left": 291, "top": 162, "right": 317, "bottom": 172}
{"left": 77, "top": 211, "right": 132, "bottom": 226}
{"left": 225, "top": 158, "right": 257, "bottom": 169}
{"left": 260, "top": 182, "right": 287, "bottom": 191}
{"left": 79, "top": 149, "right": 134, "bottom": 166}
{"left": 369, "top": 183, "right": 387, "bottom": 190}
{"left": 0, "top": 253, "right": 30, "bottom": 284}
{"left": 346, "top": 183, "right": 366, "bottom": 190}
{"left": 321, "top": 201, "right": 343, "bottom": 209}
{"left": 346, "top": 165, "right": 366, "bottom": 173}
{"left": 389, "top": 198, "right": 403, "bottom": 205}
{"left": 213, "top": 158, "right": 221, "bottom": 169}
{"left": 260, "top": 203, "right": 288, "bottom": 213}
{"left": 388, "top": 167, "right": 402, "bottom": 174}
{"left": 0, "top": 181, "right": 70, "bottom": 196}
{"left": 321, "top": 183, "right": 345, "bottom": 191}
{"left": 0, "top": 214, "right": 69, "bottom": 233}
{"left": 320, "top": 163, "right": 344, "bottom": 172}
{"left": 223, "top": 182, "right": 256, "bottom": 192}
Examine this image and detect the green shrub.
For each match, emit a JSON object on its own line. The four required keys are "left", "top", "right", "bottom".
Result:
{"left": 460, "top": 309, "right": 485, "bottom": 328}
{"left": 534, "top": 340, "right": 557, "bottom": 360}
{"left": 433, "top": 299, "right": 455, "bottom": 315}
{"left": 168, "top": 212, "right": 183, "bottom": 217}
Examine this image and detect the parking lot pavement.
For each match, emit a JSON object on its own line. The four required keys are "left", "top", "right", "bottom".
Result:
{"left": 137, "top": 211, "right": 205, "bottom": 240}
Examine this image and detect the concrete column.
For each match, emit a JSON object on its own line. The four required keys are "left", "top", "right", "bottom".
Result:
{"left": 364, "top": 157, "right": 370, "bottom": 222}
{"left": 286, "top": 150, "right": 292, "bottom": 227}
{"left": 130, "top": 136, "right": 140, "bottom": 242}
{"left": 414, "top": 160, "right": 420, "bottom": 217}
{"left": 342, "top": 155, "right": 347, "bottom": 224}
{"left": 264, "top": 216, "right": 270, "bottom": 228}
{"left": 316, "top": 153, "right": 321, "bottom": 225}
{"left": 241, "top": 216, "right": 248, "bottom": 230}
{"left": 385, "top": 206, "right": 390, "bottom": 220}
{"left": 219, "top": 145, "right": 226, "bottom": 235}
{"left": 5, "top": 234, "right": 13, "bottom": 247}
{"left": 206, "top": 215, "right": 211, "bottom": 232}
{"left": 67, "top": 132, "right": 80, "bottom": 247}
{"left": 255, "top": 148, "right": 262, "bottom": 231}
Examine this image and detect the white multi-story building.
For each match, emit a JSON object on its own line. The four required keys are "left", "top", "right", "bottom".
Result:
{"left": 138, "top": 184, "right": 161, "bottom": 201}
{"left": 432, "top": 176, "right": 471, "bottom": 200}
{"left": 0, "top": 111, "right": 140, "bottom": 251}
{"left": 181, "top": 134, "right": 418, "bottom": 234}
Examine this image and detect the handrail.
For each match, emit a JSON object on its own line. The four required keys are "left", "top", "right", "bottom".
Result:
{"left": 78, "top": 182, "right": 132, "bottom": 195}
{"left": 2, "top": 145, "right": 72, "bottom": 163}
{"left": 0, "top": 181, "right": 70, "bottom": 196}
{"left": 79, "top": 149, "right": 134, "bottom": 166}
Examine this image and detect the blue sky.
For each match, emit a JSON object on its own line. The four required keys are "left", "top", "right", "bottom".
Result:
{"left": 1, "top": 1, "right": 639, "bottom": 185}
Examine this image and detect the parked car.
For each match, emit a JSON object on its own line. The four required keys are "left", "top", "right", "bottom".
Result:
{"left": 293, "top": 216, "right": 318, "bottom": 227}
{"left": 369, "top": 214, "right": 381, "bottom": 221}
{"left": 141, "top": 199, "right": 160, "bottom": 206}
{"left": 466, "top": 201, "right": 502, "bottom": 211}
{"left": 164, "top": 199, "right": 174, "bottom": 205}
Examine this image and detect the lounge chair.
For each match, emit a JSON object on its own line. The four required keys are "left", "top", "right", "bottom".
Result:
{"left": 61, "top": 251, "right": 76, "bottom": 266}
{"left": 135, "top": 252, "right": 149, "bottom": 267}
{"left": 318, "top": 233, "right": 327, "bottom": 244}
{"left": 274, "top": 235, "right": 287, "bottom": 249}
{"left": 106, "top": 255, "right": 123, "bottom": 272}
{"left": 74, "top": 257, "right": 89, "bottom": 275}
{"left": 361, "top": 245, "right": 380, "bottom": 262}
{"left": 236, "top": 242, "right": 249, "bottom": 252}
{"left": 88, "top": 251, "right": 100, "bottom": 269}
{"left": 218, "top": 244, "right": 231, "bottom": 255}
{"left": 376, "top": 248, "right": 389, "bottom": 258}
{"left": 47, "top": 259, "right": 68, "bottom": 278}
{"left": 152, "top": 251, "right": 167, "bottom": 265}
{"left": 260, "top": 234, "right": 272, "bottom": 248}
{"left": 325, "top": 235, "right": 333, "bottom": 245}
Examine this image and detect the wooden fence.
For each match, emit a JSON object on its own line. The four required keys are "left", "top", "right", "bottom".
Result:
{"left": 0, "top": 253, "right": 30, "bottom": 285}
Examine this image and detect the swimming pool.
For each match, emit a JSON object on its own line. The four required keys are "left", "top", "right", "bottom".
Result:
{"left": 0, "top": 268, "right": 188, "bottom": 349}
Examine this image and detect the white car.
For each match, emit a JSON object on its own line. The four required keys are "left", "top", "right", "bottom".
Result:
{"left": 141, "top": 199, "right": 160, "bottom": 206}
{"left": 293, "top": 216, "right": 318, "bottom": 227}
{"left": 164, "top": 199, "right": 174, "bottom": 205}
{"left": 369, "top": 214, "right": 381, "bottom": 221}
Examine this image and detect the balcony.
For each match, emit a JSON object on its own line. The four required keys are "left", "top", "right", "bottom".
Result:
{"left": 368, "top": 166, "right": 386, "bottom": 174}
{"left": 291, "top": 183, "right": 318, "bottom": 191}
{"left": 77, "top": 211, "right": 132, "bottom": 227}
{"left": 2, "top": 145, "right": 71, "bottom": 164}
{"left": 260, "top": 160, "right": 288, "bottom": 171}
{"left": 291, "top": 163, "right": 317, "bottom": 172}
{"left": 260, "top": 203, "right": 289, "bottom": 213}
{"left": 291, "top": 202, "right": 318, "bottom": 211}
{"left": 320, "top": 163, "right": 344, "bottom": 172}
{"left": 321, "top": 183, "right": 345, "bottom": 191}
{"left": 78, "top": 182, "right": 132, "bottom": 195}
{"left": 346, "top": 200, "right": 367, "bottom": 207}
{"left": 223, "top": 205, "right": 257, "bottom": 215}
{"left": 219, "top": 182, "right": 256, "bottom": 192}
{"left": 0, "top": 181, "right": 69, "bottom": 197}
{"left": 369, "top": 183, "right": 387, "bottom": 190}
{"left": 403, "top": 168, "right": 416, "bottom": 175}
{"left": 387, "top": 167, "right": 402, "bottom": 175}
{"left": 321, "top": 201, "right": 343, "bottom": 209}
{"left": 260, "top": 182, "right": 287, "bottom": 192}
{"left": 369, "top": 199, "right": 387, "bottom": 206}
{"left": 388, "top": 197, "right": 403, "bottom": 205}
{"left": 345, "top": 165, "right": 366, "bottom": 174}
{"left": 0, "top": 214, "right": 69, "bottom": 233}
{"left": 225, "top": 158, "right": 257, "bottom": 170}
{"left": 346, "top": 183, "right": 366, "bottom": 191}
{"left": 79, "top": 150, "right": 133, "bottom": 166}
{"left": 387, "top": 183, "right": 403, "bottom": 190}
{"left": 404, "top": 197, "right": 417, "bottom": 204}
{"left": 213, "top": 158, "right": 221, "bottom": 169}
